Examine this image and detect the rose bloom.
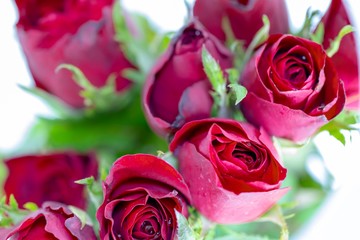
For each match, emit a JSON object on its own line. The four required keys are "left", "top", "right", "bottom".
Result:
{"left": 170, "top": 118, "right": 287, "bottom": 224}
{"left": 193, "top": 0, "right": 289, "bottom": 46}
{"left": 143, "top": 19, "right": 233, "bottom": 138}
{"left": 240, "top": 34, "right": 346, "bottom": 142}
{"left": 14, "top": 0, "right": 135, "bottom": 108}
{"left": 96, "top": 154, "right": 191, "bottom": 239}
{"left": 319, "top": 0, "right": 359, "bottom": 109}
{"left": 3, "top": 152, "right": 98, "bottom": 210}
{"left": 0, "top": 202, "right": 96, "bottom": 239}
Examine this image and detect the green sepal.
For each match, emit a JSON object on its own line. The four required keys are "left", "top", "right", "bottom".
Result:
{"left": 201, "top": 46, "right": 227, "bottom": 95}
{"left": 310, "top": 22, "right": 324, "bottom": 44}
{"left": 228, "top": 83, "right": 247, "bottom": 105}
{"left": 68, "top": 205, "right": 93, "bottom": 229}
{"left": 75, "top": 176, "right": 103, "bottom": 210}
{"left": 18, "top": 85, "right": 82, "bottom": 119}
{"left": 254, "top": 204, "right": 290, "bottom": 240}
{"left": 295, "top": 8, "right": 321, "bottom": 39}
{"left": 176, "top": 210, "right": 197, "bottom": 240}
{"left": 0, "top": 195, "right": 33, "bottom": 227}
{"left": 56, "top": 64, "right": 132, "bottom": 114}
{"left": 326, "top": 25, "right": 354, "bottom": 57}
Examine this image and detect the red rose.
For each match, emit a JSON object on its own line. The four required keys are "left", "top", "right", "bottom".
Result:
{"left": 14, "top": 0, "right": 135, "bottom": 108}
{"left": 143, "top": 20, "right": 233, "bottom": 137}
{"left": 170, "top": 118, "right": 287, "bottom": 224}
{"left": 96, "top": 154, "right": 191, "bottom": 239}
{"left": 193, "top": 0, "right": 289, "bottom": 46}
{"left": 4, "top": 152, "right": 98, "bottom": 209}
{"left": 0, "top": 202, "right": 96, "bottom": 240}
{"left": 319, "top": 0, "right": 359, "bottom": 109}
{"left": 240, "top": 34, "right": 346, "bottom": 141}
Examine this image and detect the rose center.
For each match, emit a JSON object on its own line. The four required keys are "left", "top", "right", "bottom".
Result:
{"left": 230, "top": 0, "right": 254, "bottom": 9}
{"left": 236, "top": 0, "right": 250, "bottom": 5}
{"left": 141, "top": 221, "right": 155, "bottom": 235}
{"left": 181, "top": 29, "right": 202, "bottom": 45}
{"left": 275, "top": 54, "right": 311, "bottom": 89}
{"left": 213, "top": 139, "right": 261, "bottom": 170}
{"left": 232, "top": 147, "right": 259, "bottom": 170}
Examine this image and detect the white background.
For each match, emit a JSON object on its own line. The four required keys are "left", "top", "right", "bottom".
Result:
{"left": 0, "top": 0, "right": 360, "bottom": 239}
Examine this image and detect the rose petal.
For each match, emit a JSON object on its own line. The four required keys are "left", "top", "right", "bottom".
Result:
{"left": 241, "top": 93, "right": 327, "bottom": 142}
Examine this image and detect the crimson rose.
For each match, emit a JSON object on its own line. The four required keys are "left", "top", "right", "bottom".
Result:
{"left": 0, "top": 202, "right": 96, "bottom": 239}
{"left": 143, "top": 20, "right": 233, "bottom": 137}
{"left": 170, "top": 118, "right": 287, "bottom": 224}
{"left": 96, "top": 154, "right": 191, "bottom": 239}
{"left": 319, "top": 0, "right": 359, "bottom": 109}
{"left": 240, "top": 34, "right": 346, "bottom": 141}
{"left": 193, "top": 0, "right": 289, "bottom": 46}
{"left": 4, "top": 152, "right": 98, "bottom": 209}
{"left": 14, "top": 0, "right": 135, "bottom": 108}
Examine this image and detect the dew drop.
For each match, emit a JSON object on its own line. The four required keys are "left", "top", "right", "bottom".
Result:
{"left": 318, "top": 103, "right": 325, "bottom": 111}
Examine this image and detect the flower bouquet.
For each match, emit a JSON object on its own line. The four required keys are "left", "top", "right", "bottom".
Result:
{"left": 0, "top": 0, "right": 359, "bottom": 239}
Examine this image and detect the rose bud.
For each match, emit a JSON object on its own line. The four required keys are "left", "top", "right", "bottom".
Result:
{"left": 319, "top": 0, "right": 359, "bottom": 109}
{"left": 143, "top": 20, "right": 233, "bottom": 138}
{"left": 14, "top": 0, "right": 135, "bottom": 108}
{"left": 0, "top": 202, "right": 96, "bottom": 239}
{"left": 170, "top": 118, "right": 287, "bottom": 224}
{"left": 193, "top": 0, "right": 289, "bottom": 46}
{"left": 96, "top": 154, "right": 191, "bottom": 239}
{"left": 239, "top": 34, "right": 346, "bottom": 142}
{"left": 3, "top": 152, "right": 98, "bottom": 210}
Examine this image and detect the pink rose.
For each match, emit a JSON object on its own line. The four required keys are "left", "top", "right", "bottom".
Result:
{"left": 14, "top": 0, "right": 135, "bottom": 108}
{"left": 143, "top": 20, "right": 233, "bottom": 137}
{"left": 0, "top": 202, "right": 96, "bottom": 240}
{"left": 96, "top": 154, "right": 191, "bottom": 239}
{"left": 240, "top": 34, "right": 346, "bottom": 141}
{"left": 4, "top": 152, "right": 98, "bottom": 209}
{"left": 193, "top": 0, "right": 289, "bottom": 46}
{"left": 170, "top": 118, "right": 287, "bottom": 224}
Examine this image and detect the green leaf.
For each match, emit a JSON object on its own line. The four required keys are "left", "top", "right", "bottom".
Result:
{"left": 326, "top": 25, "right": 354, "bottom": 57}
{"left": 68, "top": 206, "right": 93, "bottom": 229}
{"left": 202, "top": 46, "right": 226, "bottom": 95}
{"left": 176, "top": 210, "right": 197, "bottom": 240}
{"left": 23, "top": 202, "right": 38, "bottom": 211}
{"left": 228, "top": 83, "right": 247, "bottom": 105}
{"left": 318, "top": 110, "right": 359, "bottom": 145}
{"left": 226, "top": 68, "right": 240, "bottom": 85}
